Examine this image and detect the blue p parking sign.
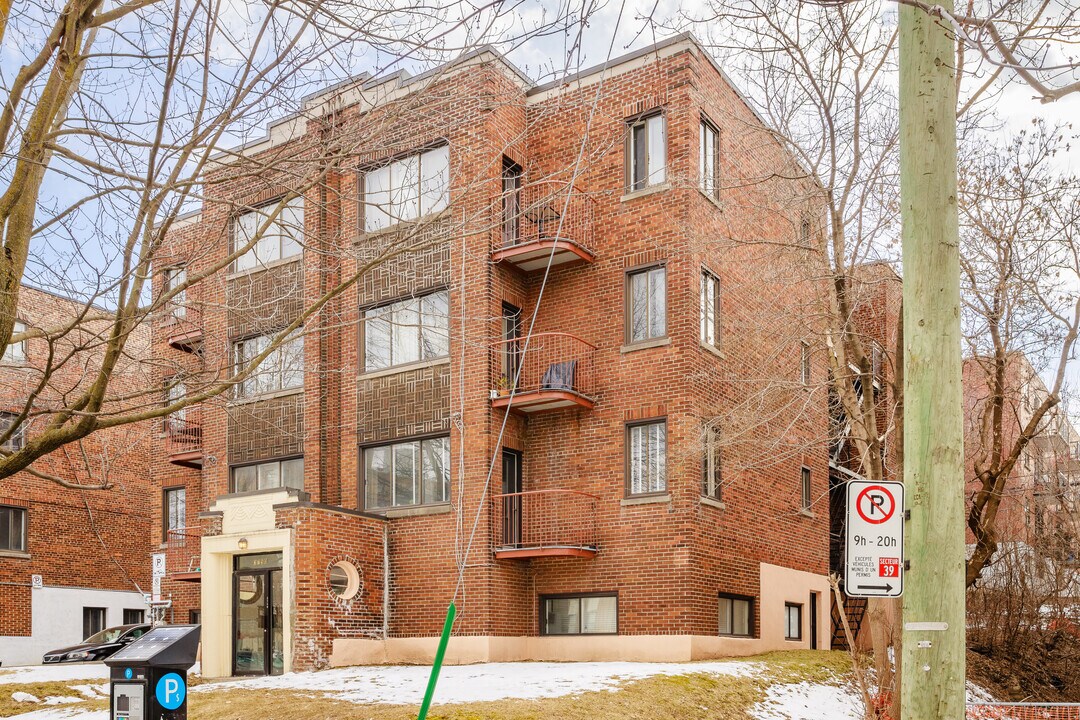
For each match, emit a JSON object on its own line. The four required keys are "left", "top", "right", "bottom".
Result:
{"left": 155, "top": 672, "right": 186, "bottom": 710}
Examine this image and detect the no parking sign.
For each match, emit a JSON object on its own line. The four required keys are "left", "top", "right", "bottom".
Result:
{"left": 844, "top": 480, "right": 904, "bottom": 598}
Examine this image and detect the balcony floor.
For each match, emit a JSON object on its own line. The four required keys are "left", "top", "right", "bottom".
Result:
{"left": 491, "top": 238, "right": 595, "bottom": 273}
{"left": 494, "top": 545, "right": 598, "bottom": 560}
{"left": 491, "top": 389, "right": 595, "bottom": 413}
{"left": 168, "top": 450, "right": 203, "bottom": 468}
{"left": 172, "top": 571, "right": 201, "bottom": 582}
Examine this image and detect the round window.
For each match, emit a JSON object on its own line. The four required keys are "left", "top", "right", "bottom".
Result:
{"left": 329, "top": 561, "right": 360, "bottom": 599}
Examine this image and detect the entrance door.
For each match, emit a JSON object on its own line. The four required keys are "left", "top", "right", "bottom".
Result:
{"left": 232, "top": 552, "right": 283, "bottom": 676}
{"left": 501, "top": 449, "right": 523, "bottom": 547}
{"left": 809, "top": 592, "right": 819, "bottom": 650}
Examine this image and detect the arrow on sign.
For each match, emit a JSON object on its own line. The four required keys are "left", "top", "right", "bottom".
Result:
{"left": 857, "top": 584, "right": 895, "bottom": 592}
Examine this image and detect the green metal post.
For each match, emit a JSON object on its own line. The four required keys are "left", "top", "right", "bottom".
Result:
{"left": 417, "top": 602, "right": 456, "bottom": 720}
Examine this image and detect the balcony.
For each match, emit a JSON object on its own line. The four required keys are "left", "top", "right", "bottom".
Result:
{"left": 164, "top": 408, "right": 202, "bottom": 468}
{"left": 164, "top": 304, "right": 203, "bottom": 352}
{"left": 490, "top": 333, "right": 596, "bottom": 413}
{"left": 491, "top": 490, "right": 599, "bottom": 559}
{"left": 492, "top": 180, "right": 596, "bottom": 273}
{"left": 165, "top": 528, "right": 202, "bottom": 581}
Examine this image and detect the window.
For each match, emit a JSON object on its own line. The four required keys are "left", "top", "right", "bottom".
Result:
{"left": 234, "top": 197, "right": 304, "bottom": 271}
{"left": 627, "top": 113, "right": 666, "bottom": 191}
{"left": 2, "top": 320, "right": 27, "bottom": 363}
{"left": 0, "top": 505, "right": 27, "bottom": 553}
{"left": 799, "top": 217, "right": 812, "bottom": 247}
{"left": 542, "top": 594, "right": 617, "bottom": 635}
{"left": 699, "top": 117, "right": 720, "bottom": 198}
{"left": 363, "top": 291, "right": 449, "bottom": 372}
{"left": 627, "top": 265, "right": 666, "bottom": 343}
{"left": 163, "top": 487, "right": 186, "bottom": 540}
{"left": 700, "top": 270, "right": 720, "bottom": 347}
{"left": 233, "top": 333, "right": 304, "bottom": 397}
{"left": 703, "top": 425, "right": 722, "bottom": 501}
{"left": 231, "top": 457, "right": 304, "bottom": 493}
{"left": 163, "top": 266, "right": 186, "bottom": 319}
{"left": 0, "top": 412, "right": 25, "bottom": 452}
{"left": 800, "top": 467, "right": 812, "bottom": 511}
{"left": 363, "top": 145, "right": 449, "bottom": 232}
{"left": 83, "top": 607, "right": 107, "bottom": 640}
{"left": 719, "top": 595, "right": 752, "bottom": 637}
{"left": 329, "top": 561, "right": 360, "bottom": 599}
{"left": 163, "top": 378, "right": 186, "bottom": 431}
{"left": 785, "top": 603, "right": 802, "bottom": 640}
{"left": 123, "top": 609, "right": 145, "bottom": 625}
{"left": 364, "top": 436, "right": 449, "bottom": 510}
{"left": 801, "top": 342, "right": 811, "bottom": 385}
{"left": 189, "top": 610, "right": 201, "bottom": 624}
{"left": 501, "top": 157, "right": 522, "bottom": 247}
{"left": 627, "top": 420, "right": 666, "bottom": 496}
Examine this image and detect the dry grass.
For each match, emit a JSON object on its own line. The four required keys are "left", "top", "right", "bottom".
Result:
{"left": 0, "top": 681, "right": 107, "bottom": 717}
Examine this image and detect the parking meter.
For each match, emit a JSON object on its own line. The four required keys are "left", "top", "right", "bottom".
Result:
{"left": 105, "top": 625, "right": 200, "bottom": 720}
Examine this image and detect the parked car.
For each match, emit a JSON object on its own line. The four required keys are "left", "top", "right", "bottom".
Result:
{"left": 42, "top": 624, "right": 150, "bottom": 663}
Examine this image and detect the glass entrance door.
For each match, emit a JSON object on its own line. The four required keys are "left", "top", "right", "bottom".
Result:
{"left": 232, "top": 553, "right": 283, "bottom": 676}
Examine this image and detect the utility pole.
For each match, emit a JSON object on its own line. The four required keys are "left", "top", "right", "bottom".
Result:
{"left": 899, "top": 2, "right": 966, "bottom": 719}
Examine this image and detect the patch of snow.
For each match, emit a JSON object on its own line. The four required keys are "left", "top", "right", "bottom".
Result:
{"left": 11, "top": 692, "right": 41, "bottom": 703}
{"left": 751, "top": 682, "right": 862, "bottom": 720}
{"left": 200, "top": 660, "right": 759, "bottom": 705}
{"left": 967, "top": 681, "right": 997, "bottom": 704}
{"left": 6, "top": 710, "right": 108, "bottom": 720}
{"left": 67, "top": 685, "right": 107, "bottom": 700}
{"left": 42, "top": 697, "right": 85, "bottom": 706}
{"left": 0, "top": 664, "right": 109, "bottom": 686}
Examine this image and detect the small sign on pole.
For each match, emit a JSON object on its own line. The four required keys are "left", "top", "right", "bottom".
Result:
{"left": 845, "top": 479, "right": 904, "bottom": 598}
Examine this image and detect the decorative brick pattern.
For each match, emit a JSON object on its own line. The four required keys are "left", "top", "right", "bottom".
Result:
{"left": 357, "top": 364, "right": 451, "bottom": 445}
{"left": 228, "top": 394, "right": 305, "bottom": 464}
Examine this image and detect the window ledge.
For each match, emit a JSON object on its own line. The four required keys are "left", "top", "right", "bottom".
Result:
{"left": 621, "top": 494, "right": 671, "bottom": 506}
{"left": 700, "top": 497, "right": 727, "bottom": 511}
{"left": 359, "top": 356, "right": 450, "bottom": 381}
{"left": 621, "top": 337, "right": 671, "bottom": 354}
{"left": 798, "top": 508, "right": 816, "bottom": 519}
{"left": 0, "top": 549, "right": 30, "bottom": 560}
{"left": 357, "top": 208, "right": 452, "bottom": 241}
{"left": 620, "top": 184, "right": 671, "bottom": 203}
{"left": 700, "top": 342, "right": 726, "bottom": 360}
{"left": 698, "top": 187, "right": 724, "bottom": 210}
{"left": 225, "top": 255, "right": 302, "bottom": 281}
{"left": 228, "top": 387, "right": 304, "bottom": 406}
{"left": 382, "top": 503, "right": 452, "bottom": 519}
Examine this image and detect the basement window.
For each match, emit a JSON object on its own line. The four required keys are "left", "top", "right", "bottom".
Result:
{"left": 542, "top": 594, "right": 617, "bottom": 635}
{"left": 719, "top": 594, "right": 752, "bottom": 637}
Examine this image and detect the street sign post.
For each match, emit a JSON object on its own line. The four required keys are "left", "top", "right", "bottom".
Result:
{"left": 845, "top": 480, "right": 904, "bottom": 598}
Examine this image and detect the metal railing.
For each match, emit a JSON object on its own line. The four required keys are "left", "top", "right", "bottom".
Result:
{"left": 163, "top": 406, "right": 202, "bottom": 456}
{"left": 493, "top": 180, "right": 596, "bottom": 252}
{"left": 165, "top": 527, "right": 202, "bottom": 575}
{"left": 163, "top": 303, "right": 202, "bottom": 340}
{"left": 489, "top": 332, "right": 596, "bottom": 400}
{"left": 876, "top": 698, "right": 1080, "bottom": 720}
{"left": 491, "top": 489, "right": 599, "bottom": 552}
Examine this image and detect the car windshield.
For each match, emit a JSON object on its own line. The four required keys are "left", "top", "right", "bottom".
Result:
{"left": 83, "top": 627, "right": 126, "bottom": 644}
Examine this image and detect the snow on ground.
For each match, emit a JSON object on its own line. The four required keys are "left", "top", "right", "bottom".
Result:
{"left": 199, "top": 659, "right": 759, "bottom": 705}
{"left": 0, "top": 665, "right": 109, "bottom": 686}
{"left": 750, "top": 681, "right": 862, "bottom": 720}
{"left": 7, "top": 711, "right": 107, "bottom": 720}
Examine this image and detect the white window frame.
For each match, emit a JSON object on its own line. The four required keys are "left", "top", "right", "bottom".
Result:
{"left": 700, "top": 269, "right": 720, "bottom": 348}
{"left": 233, "top": 333, "right": 304, "bottom": 398}
{"left": 362, "top": 145, "right": 449, "bottom": 232}
{"left": 363, "top": 290, "right": 449, "bottom": 372}
{"left": 627, "top": 112, "right": 666, "bottom": 191}
{"left": 2, "top": 320, "right": 27, "bottom": 364}
{"left": 703, "top": 424, "right": 722, "bottom": 501}
{"left": 163, "top": 266, "right": 187, "bottom": 319}
{"left": 627, "top": 420, "right": 667, "bottom": 496}
{"left": 233, "top": 197, "right": 304, "bottom": 272}
{"left": 363, "top": 436, "right": 450, "bottom": 511}
{"left": 231, "top": 457, "right": 304, "bottom": 493}
{"left": 699, "top": 117, "right": 720, "bottom": 198}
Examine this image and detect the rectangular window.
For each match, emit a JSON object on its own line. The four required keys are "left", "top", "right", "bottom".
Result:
{"left": 363, "top": 436, "right": 450, "bottom": 510}
{"left": 801, "top": 341, "right": 811, "bottom": 385}
{"left": 501, "top": 157, "right": 522, "bottom": 247}
{"left": 2, "top": 320, "right": 27, "bottom": 364}
{"left": 163, "top": 487, "right": 186, "bottom": 540}
{"left": 231, "top": 457, "right": 304, "bottom": 493}
{"left": 542, "top": 594, "right": 617, "bottom": 635}
{"left": 627, "top": 420, "right": 667, "bottom": 496}
{"left": 703, "top": 425, "right": 722, "bottom": 501}
{"left": 719, "top": 595, "right": 752, "bottom": 637}
{"left": 801, "top": 467, "right": 812, "bottom": 511}
{"left": 363, "top": 291, "right": 449, "bottom": 372}
{"left": 785, "top": 603, "right": 802, "bottom": 640}
{"left": 0, "top": 412, "right": 25, "bottom": 452}
{"left": 700, "top": 270, "right": 720, "bottom": 347}
{"left": 233, "top": 333, "right": 304, "bottom": 397}
{"left": 363, "top": 145, "right": 449, "bottom": 232}
{"left": 627, "top": 113, "right": 666, "bottom": 191}
{"left": 123, "top": 609, "right": 145, "bottom": 625}
{"left": 0, "top": 505, "right": 27, "bottom": 553}
{"left": 799, "top": 217, "right": 812, "bottom": 247}
{"left": 699, "top": 117, "right": 720, "bottom": 198}
{"left": 627, "top": 265, "right": 666, "bottom": 343}
{"left": 83, "top": 607, "right": 107, "bottom": 640}
{"left": 234, "top": 197, "right": 304, "bottom": 272}
{"left": 163, "top": 266, "right": 186, "bottom": 319}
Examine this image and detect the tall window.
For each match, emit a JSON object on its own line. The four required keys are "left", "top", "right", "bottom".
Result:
{"left": 627, "top": 113, "right": 666, "bottom": 191}
{"left": 542, "top": 594, "right": 617, "bottom": 635}
{"left": 0, "top": 505, "right": 27, "bottom": 552}
{"left": 363, "top": 145, "right": 449, "bottom": 232}
{"left": 785, "top": 603, "right": 802, "bottom": 640}
{"left": 163, "top": 378, "right": 187, "bottom": 431}
{"left": 703, "top": 425, "right": 722, "bottom": 501}
{"left": 800, "top": 467, "right": 812, "bottom": 511}
{"left": 699, "top": 117, "right": 720, "bottom": 198}
{"left": 501, "top": 302, "right": 522, "bottom": 387}
{"left": 233, "top": 334, "right": 304, "bottom": 397}
{"left": 700, "top": 270, "right": 720, "bottom": 347}
{"left": 2, "top": 320, "right": 27, "bottom": 364}
{"left": 163, "top": 487, "right": 186, "bottom": 540}
{"left": 231, "top": 458, "right": 304, "bottom": 493}
{"left": 0, "top": 412, "right": 25, "bottom": 452}
{"left": 163, "top": 266, "right": 186, "bottom": 319}
{"left": 501, "top": 157, "right": 522, "bottom": 247}
{"left": 363, "top": 436, "right": 450, "bottom": 510}
{"left": 234, "top": 197, "right": 304, "bottom": 272}
{"left": 627, "top": 420, "right": 666, "bottom": 496}
{"left": 364, "top": 291, "right": 449, "bottom": 371}
{"left": 627, "top": 265, "right": 666, "bottom": 343}
{"left": 719, "top": 595, "right": 752, "bottom": 637}
{"left": 83, "top": 607, "right": 107, "bottom": 640}
{"left": 801, "top": 341, "right": 811, "bottom": 385}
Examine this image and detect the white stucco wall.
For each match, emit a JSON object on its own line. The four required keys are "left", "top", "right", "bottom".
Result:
{"left": 0, "top": 586, "right": 148, "bottom": 667}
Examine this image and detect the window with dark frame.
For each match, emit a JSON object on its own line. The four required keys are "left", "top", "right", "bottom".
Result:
{"left": 501, "top": 157, "right": 522, "bottom": 247}
{"left": 163, "top": 486, "right": 186, "bottom": 541}
{"left": 83, "top": 607, "right": 107, "bottom": 640}
{"left": 163, "top": 377, "right": 186, "bottom": 433}
{"left": 627, "top": 112, "right": 666, "bottom": 192}
{"left": 799, "top": 216, "right": 812, "bottom": 247}
{"left": 363, "top": 436, "right": 450, "bottom": 511}
{"left": 2, "top": 320, "right": 27, "bottom": 364}
{"left": 231, "top": 457, "right": 304, "bottom": 494}
{"left": 542, "top": 594, "right": 617, "bottom": 635}
{"left": 627, "top": 420, "right": 667, "bottom": 496}
{"left": 801, "top": 341, "right": 811, "bottom": 386}
{"left": 718, "top": 594, "right": 752, "bottom": 637}
{"left": 233, "top": 197, "right": 304, "bottom": 272}
{"left": 700, "top": 269, "right": 720, "bottom": 348}
{"left": 702, "top": 424, "right": 722, "bottom": 502}
{"left": 699, "top": 117, "right": 720, "bottom": 198}
{"left": 800, "top": 467, "right": 812, "bottom": 511}
{"left": 233, "top": 333, "right": 304, "bottom": 398}
{"left": 785, "top": 602, "right": 802, "bottom": 640}
{"left": 362, "top": 145, "right": 449, "bottom": 232}
{"left": 0, "top": 412, "right": 25, "bottom": 452}
{"left": 501, "top": 302, "right": 522, "bottom": 389}
{"left": 0, "top": 505, "right": 27, "bottom": 553}
{"left": 627, "top": 265, "right": 666, "bottom": 344}
{"left": 363, "top": 290, "right": 449, "bottom": 372}
{"left": 123, "top": 609, "right": 145, "bottom": 624}
{"left": 163, "top": 265, "right": 187, "bottom": 319}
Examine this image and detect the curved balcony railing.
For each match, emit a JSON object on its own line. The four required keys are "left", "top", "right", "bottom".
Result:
{"left": 492, "top": 180, "right": 597, "bottom": 270}
{"left": 489, "top": 332, "right": 596, "bottom": 411}
{"left": 491, "top": 489, "right": 599, "bottom": 558}
{"left": 165, "top": 527, "right": 202, "bottom": 579}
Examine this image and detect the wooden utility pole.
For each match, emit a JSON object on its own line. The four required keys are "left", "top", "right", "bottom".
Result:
{"left": 899, "top": 2, "right": 966, "bottom": 719}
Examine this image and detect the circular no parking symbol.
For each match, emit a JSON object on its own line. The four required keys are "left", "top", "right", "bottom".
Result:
{"left": 855, "top": 485, "right": 896, "bottom": 525}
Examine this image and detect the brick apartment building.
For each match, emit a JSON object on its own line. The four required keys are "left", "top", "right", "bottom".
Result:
{"left": 154, "top": 34, "right": 837, "bottom": 677}
{"left": 0, "top": 286, "right": 152, "bottom": 667}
